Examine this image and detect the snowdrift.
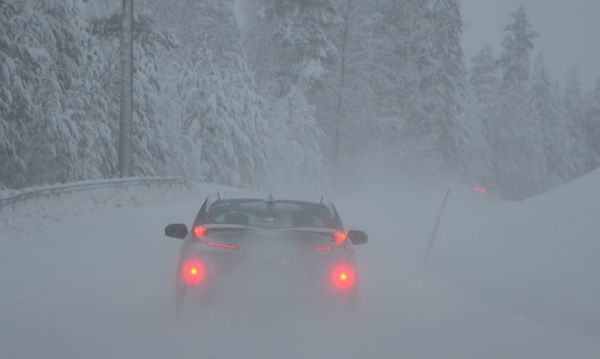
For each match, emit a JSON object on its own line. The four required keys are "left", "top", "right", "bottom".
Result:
{"left": 436, "top": 168, "right": 600, "bottom": 335}
{"left": 1, "top": 174, "right": 599, "bottom": 358}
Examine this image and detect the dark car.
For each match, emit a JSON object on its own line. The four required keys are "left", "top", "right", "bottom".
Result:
{"left": 164, "top": 193, "right": 368, "bottom": 312}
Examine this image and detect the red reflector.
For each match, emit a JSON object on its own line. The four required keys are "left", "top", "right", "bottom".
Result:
{"left": 333, "top": 231, "right": 348, "bottom": 246}
{"left": 181, "top": 259, "right": 206, "bottom": 286}
{"left": 331, "top": 263, "right": 356, "bottom": 291}
{"left": 193, "top": 226, "right": 208, "bottom": 238}
{"left": 207, "top": 241, "right": 238, "bottom": 249}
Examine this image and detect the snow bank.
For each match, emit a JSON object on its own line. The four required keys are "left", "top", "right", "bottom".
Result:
{"left": 435, "top": 168, "right": 600, "bottom": 335}
{"left": 1, "top": 174, "right": 599, "bottom": 358}
{"left": 0, "top": 181, "right": 232, "bottom": 235}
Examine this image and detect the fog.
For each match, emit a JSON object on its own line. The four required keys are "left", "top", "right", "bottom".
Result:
{"left": 2, "top": 1, "right": 600, "bottom": 358}
{"left": 462, "top": 0, "right": 600, "bottom": 88}
{"left": 2, "top": 174, "right": 599, "bottom": 358}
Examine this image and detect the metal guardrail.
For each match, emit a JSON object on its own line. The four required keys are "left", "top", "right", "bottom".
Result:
{"left": 0, "top": 177, "right": 193, "bottom": 212}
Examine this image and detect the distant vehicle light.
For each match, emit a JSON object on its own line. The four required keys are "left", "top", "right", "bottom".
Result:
{"left": 331, "top": 263, "right": 356, "bottom": 291}
{"left": 474, "top": 186, "right": 488, "bottom": 195}
{"left": 182, "top": 259, "right": 206, "bottom": 286}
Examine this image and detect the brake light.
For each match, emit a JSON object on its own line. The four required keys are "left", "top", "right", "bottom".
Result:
{"left": 331, "top": 263, "right": 356, "bottom": 291}
{"left": 181, "top": 259, "right": 206, "bottom": 286}
{"left": 193, "top": 226, "right": 208, "bottom": 238}
{"left": 206, "top": 242, "right": 238, "bottom": 249}
{"left": 313, "top": 245, "right": 334, "bottom": 252}
{"left": 333, "top": 231, "right": 348, "bottom": 246}
{"left": 312, "top": 231, "right": 348, "bottom": 251}
{"left": 193, "top": 226, "right": 237, "bottom": 249}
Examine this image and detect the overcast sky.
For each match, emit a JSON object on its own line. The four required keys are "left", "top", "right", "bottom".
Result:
{"left": 461, "top": 0, "right": 600, "bottom": 89}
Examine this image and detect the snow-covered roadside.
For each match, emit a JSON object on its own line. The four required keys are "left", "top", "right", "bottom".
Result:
{"left": 332, "top": 169, "right": 600, "bottom": 357}
{"left": 431, "top": 169, "right": 600, "bottom": 337}
{"left": 0, "top": 181, "right": 233, "bottom": 236}
{"left": 1, "top": 174, "right": 599, "bottom": 358}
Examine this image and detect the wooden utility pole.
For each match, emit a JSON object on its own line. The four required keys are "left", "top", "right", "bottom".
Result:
{"left": 118, "top": 0, "right": 133, "bottom": 177}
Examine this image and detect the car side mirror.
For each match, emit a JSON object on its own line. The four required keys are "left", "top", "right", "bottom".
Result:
{"left": 348, "top": 230, "right": 368, "bottom": 245}
{"left": 165, "top": 224, "right": 188, "bottom": 239}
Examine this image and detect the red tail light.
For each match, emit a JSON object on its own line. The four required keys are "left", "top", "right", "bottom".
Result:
{"left": 333, "top": 231, "right": 348, "bottom": 246}
{"left": 313, "top": 245, "right": 334, "bottom": 251}
{"left": 331, "top": 263, "right": 356, "bottom": 291}
{"left": 181, "top": 259, "right": 206, "bottom": 286}
{"left": 193, "top": 226, "right": 238, "bottom": 249}
{"left": 206, "top": 241, "right": 238, "bottom": 249}
{"left": 193, "top": 226, "right": 208, "bottom": 238}
{"left": 312, "top": 231, "right": 348, "bottom": 251}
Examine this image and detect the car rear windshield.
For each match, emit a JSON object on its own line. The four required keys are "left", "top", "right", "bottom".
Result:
{"left": 203, "top": 200, "right": 336, "bottom": 230}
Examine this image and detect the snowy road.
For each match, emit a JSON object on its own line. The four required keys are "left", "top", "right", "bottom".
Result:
{"left": 1, "top": 182, "right": 599, "bottom": 358}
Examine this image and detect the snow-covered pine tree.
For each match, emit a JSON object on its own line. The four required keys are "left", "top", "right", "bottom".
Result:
{"left": 0, "top": 0, "right": 95, "bottom": 186}
{"left": 469, "top": 46, "right": 500, "bottom": 106}
{"left": 562, "top": 68, "right": 590, "bottom": 177}
{"left": 67, "top": 31, "right": 117, "bottom": 180}
{"left": 131, "top": 16, "right": 181, "bottom": 177}
{"left": 169, "top": 0, "right": 273, "bottom": 187}
{"left": 250, "top": 0, "right": 339, "bottom": 95}
{"left": 373, "top": 0, "right": 427, "bottom": 119}
{"left": 424, "top": 0, "right": 467, "bottom": 174}
{"left": 583, "top": 79, "right": 600, "bottom": 169}
{"left": 311, "top": 0, "right": 380, "bottom": 175}
{"left": 175, "top": 52, "right": 273, "bottom": 187}
{"left": 368, "top": 0, "right": 434, "bottom": 174}
{"left": 371, "top": 0, "right": 466, "bottom": 177}
{"left": 171, "top": 58, "right": 207, "bottom": 181}
{"left": 265, "top": 85, "right": 325, "bottom": 190}
{"left": 147, "top": 0, "right": 243, "bottom": 64}
{"left": 178, "top": 55, "right": 243, "bottom": 185}
{"left": 493, "top": 5, "right": 544, "bottom": 199}
{"left": 243, "top": 0, "right": 329, "bottom": 187}
{"left": 530, "top": 55, "right": 563, "bottom": 187}
{"left": 499, "top": 5, "right": 538, "bottom": 87}
{"left": 0, "top": 0, "right": 25, "bottom": 188}
{"left": 90, "top": 11, "right": 183, "bottom": 178}
{"left": 1, "top": 0, "right": 125, "bottom": 187}
{"left": 463, "top": 45, "right": 500, "bottom": 185}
